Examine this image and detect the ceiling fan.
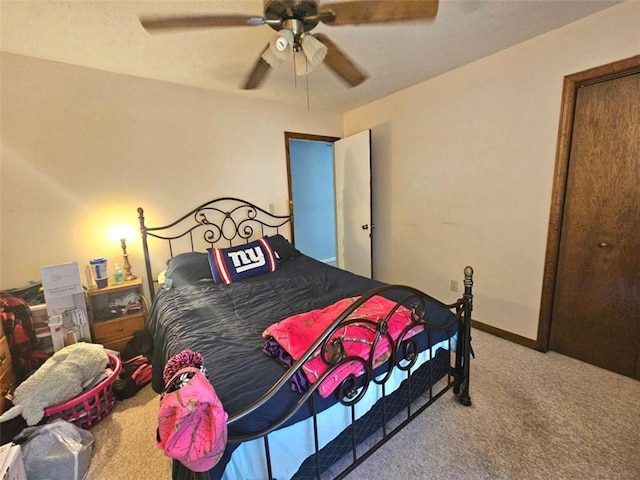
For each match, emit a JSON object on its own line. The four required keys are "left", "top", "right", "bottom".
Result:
{"left": 139, "top": 0, "right": 439, "bottom": 90}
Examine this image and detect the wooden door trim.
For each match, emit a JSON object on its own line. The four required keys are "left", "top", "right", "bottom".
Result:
{"left": 284, "top": 132, "right": 339, "bottom": 246}
{"left": 536, "top": 54, "right": 640, "bottom": 351}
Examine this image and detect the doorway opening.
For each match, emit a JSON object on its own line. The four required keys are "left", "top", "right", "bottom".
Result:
{"left": 285, "top": 132, "right": 339, "bottom": 264}
{"left": 285, "top": 129, "right": 373, "bottom": 278}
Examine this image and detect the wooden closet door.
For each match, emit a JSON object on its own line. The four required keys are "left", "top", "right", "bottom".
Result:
{"left": 549, "top": 72, "right": 640, "bottom": 379}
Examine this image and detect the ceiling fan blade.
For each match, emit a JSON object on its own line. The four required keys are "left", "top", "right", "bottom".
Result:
{"left": 314, "top": 34, "right": 367, "bottom": 87}
{"left": 242, "top": 45, "right": 272, "bottom": 90}
{"left": 320, "top": 0, "right": 439, "bottom": 26}
{"left": 140, "top": 14, "right": 266, "bottom": 32}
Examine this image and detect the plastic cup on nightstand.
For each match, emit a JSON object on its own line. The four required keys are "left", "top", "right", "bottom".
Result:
{"left": 90, "top": 258, "right": 109, "bottom": 288}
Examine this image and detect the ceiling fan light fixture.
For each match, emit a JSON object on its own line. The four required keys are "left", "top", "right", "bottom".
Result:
{"left": 301, "top": 34, "right": 327, "bottom": 67}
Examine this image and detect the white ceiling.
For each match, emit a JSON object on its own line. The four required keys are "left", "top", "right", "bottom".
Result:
{"left": 0, "top": 1, "right": 623, "bottom": 112}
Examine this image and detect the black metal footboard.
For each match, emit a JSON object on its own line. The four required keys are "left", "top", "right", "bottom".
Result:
{"left": 173, "top": 270, "right": 474, "bottom": 480}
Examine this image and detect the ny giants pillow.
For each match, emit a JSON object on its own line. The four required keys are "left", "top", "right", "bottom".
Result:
{"left": 207, "top": 237, "right": 278, "bottom": 285}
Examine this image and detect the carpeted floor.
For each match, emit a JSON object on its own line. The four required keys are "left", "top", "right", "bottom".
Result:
{"left": 87, "top": 329, "right": 640, "bottom": 479}
{"left": 87, "top": 379, "right": 171, "bottom": 479}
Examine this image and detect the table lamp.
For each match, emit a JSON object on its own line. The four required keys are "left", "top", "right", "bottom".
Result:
{"left": 109, "top": 224, "right": 137, "bottom": 281}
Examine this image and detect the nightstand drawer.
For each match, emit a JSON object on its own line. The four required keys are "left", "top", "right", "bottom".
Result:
{"left": 93, "top": 313, "right": 145, "bottom": 345}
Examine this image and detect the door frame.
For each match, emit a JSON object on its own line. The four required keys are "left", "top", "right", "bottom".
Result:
{"left": 284, "top": 132, "right": 339, "bottom": 247}
{"left": 536, "top": 54, "right": 640, "bottom": 351}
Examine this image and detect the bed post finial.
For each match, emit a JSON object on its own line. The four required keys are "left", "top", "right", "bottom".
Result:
{"left": 464, "top": 266, "right": 473, "bottom": 289}
{"left": 463, "top": 265, "right": 473, "bottom": 311}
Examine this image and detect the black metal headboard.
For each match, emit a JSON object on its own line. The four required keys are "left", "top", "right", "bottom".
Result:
{"left": 137, "top": 197, "right": 292, "bottom": 300}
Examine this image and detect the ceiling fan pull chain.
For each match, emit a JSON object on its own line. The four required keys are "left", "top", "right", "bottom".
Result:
{"left": 306, "top": 70, "right": 310, "bottom": 111}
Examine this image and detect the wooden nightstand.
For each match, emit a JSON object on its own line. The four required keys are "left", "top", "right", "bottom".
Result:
{"left": 0, "top": 319, "right": 16, "bottom": 414}
{"left": 87, "top": 277, "right": 146, "bottom": 352}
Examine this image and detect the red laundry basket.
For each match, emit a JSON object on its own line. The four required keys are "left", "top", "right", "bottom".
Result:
{"left": 43, "top": 353, "right": 122, "bottom": 429}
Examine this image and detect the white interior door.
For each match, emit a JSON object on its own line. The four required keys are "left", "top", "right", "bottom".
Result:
{"left": 334, "top": 130, "right": 372, "bottom": 278}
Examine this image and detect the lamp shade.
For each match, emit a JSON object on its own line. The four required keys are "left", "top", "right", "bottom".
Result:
{"left": 301, "top": 34, "right": 327, "bottom": 67}
{"left": 261, "top": 47, "right": 282, "bottom": 68}
{"left": 269, "top": 29, "right": 294, "bottom": 59}
{"left": 108, "top": 223, "right": 136, "bottom": 243}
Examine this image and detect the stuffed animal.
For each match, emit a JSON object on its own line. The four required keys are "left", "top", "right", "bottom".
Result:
{"left": 0, "top": 342, "right": 108, "bottom": 426}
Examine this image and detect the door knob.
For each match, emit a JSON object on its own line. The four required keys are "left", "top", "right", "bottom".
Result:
{"left": 597, "top": 242, "right": 610, "bottom": 248}
{"left": 362, "top": 224, "right": 369, "bottom": 230}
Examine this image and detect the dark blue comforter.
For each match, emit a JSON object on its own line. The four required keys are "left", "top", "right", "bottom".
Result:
{"left": 147, "top": 254, "right": 455, "bottom": 477}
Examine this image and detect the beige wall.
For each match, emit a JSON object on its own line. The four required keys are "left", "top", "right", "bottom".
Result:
{"left": 0, "top": 53, "right": 342, "bottom": 289}
{"left": 345, "top": 1, "right": 640, "bottom": 339}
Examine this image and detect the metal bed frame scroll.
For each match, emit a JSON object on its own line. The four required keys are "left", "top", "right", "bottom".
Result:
{"left": 138, "top": 197, "right": 473, "bottom": 480}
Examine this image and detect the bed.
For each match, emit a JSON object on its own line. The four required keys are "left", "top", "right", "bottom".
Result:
{"left": 137, "top": 197, "right": 473, "bottom": 480}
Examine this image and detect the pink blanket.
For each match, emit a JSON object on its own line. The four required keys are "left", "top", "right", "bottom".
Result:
{"left": 262, "top": 295, "right": 422, "bottom": 398}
